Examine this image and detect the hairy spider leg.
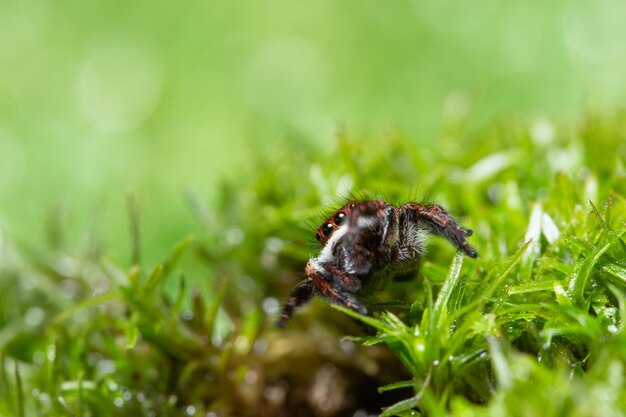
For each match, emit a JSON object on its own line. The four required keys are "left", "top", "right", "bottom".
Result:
{"left": 323, "top": 264, "right": 362, "bottom": 291}
{"left": 276, "top": 278, "right": 316, "bottom": 327}
{"left": 378, "top": 204, "right": 396, "bottom": 249}
{"left": 306, "top": 262, "right": 368, "bottom": 315}
{"left": 403, "top": 203, "right": 478, "bottom": 258}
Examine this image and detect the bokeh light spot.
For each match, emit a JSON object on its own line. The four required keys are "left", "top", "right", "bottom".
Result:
{"left": 414, "top": 0, "right": 499, "bottom": 33}
{"left": 75, "top": 42, "right": 163, "bottom": 132}
{"left": 563, "top": 0, "right": 626, "bottom": 63}
{"left": 244, "top": 37, "right": 329, "bottom": 134}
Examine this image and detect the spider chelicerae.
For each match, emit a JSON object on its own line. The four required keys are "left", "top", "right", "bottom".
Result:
{"left": 277, "top": 199, "right": 478, "bottom": 326}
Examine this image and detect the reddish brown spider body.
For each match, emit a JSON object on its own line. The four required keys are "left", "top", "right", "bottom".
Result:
{"left": 277, "top": 199, "right": 478, "bottom": 327}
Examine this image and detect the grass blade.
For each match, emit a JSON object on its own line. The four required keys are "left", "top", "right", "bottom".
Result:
{"left": 378, "top": 379, "right": 415, "bottom": 394}
{"left": 452, "top": 241, "right": 531, "bottom": 320}
{"left": 331, "top": 305, "right": 396, "bottom": 333}
{"left": 567, "top": 231, "right": 626, "bottom": 308}
{"left": 486, "top": 335, "right": 511, "bottom": 390}
{"left": 380, "top": 394, "right": 419, "bottom": 417}
{"left": 53, "top": 291, "right": 121, "bottom": 324}
{"left": 127, "top": 194, "right": 141, "bottom": 267}
{"left": 14, "top": 360, "right": 24, "bottom": 417}
{"left": 433, "top": 251, "right": 464, "bottom": 332}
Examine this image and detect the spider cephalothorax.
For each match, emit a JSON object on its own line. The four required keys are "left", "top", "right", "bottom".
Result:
{"left": 277, "top": 199, "right": 477, "bottom": 326}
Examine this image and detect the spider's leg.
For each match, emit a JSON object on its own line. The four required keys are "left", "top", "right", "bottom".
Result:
{"left": 307, "top": 262, "right": 368, "bottom": 315}
{"left": 379, "top": 205, "right": 396, "bottom": 248}
{"left": 277, "top": 278, "right": 315, "bottom": 327}
{"left": 403, "top": 203, "right": 478, "bottom": 258}
{"left": 324, "top": 264, "right": 361, "bottom": 291}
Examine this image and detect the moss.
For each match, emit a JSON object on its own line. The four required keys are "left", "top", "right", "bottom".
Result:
{"left": 1, "top": 112, "right": 626, "bottom": 416}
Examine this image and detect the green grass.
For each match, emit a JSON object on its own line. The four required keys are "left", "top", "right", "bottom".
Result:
{"left": 1, "top": 111, "right": 626, "bottom": 416}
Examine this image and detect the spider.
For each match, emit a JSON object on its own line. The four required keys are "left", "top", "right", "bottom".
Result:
{"left": 277, "top": 199, "right": 478, "bottom": 326}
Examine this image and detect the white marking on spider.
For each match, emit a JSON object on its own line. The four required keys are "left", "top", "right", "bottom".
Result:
{"left": 312, "top": 224, "right": 349, "bottom": 267}
{"left": 398, "top": 225, "right": 429, "bottom": 261}
{"left": 357, "top": 216, "right": 376, "bottom": 228}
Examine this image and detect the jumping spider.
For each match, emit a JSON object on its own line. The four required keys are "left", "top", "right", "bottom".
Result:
{"left": 277, "top": 199, "right": 477, "bottom": 326}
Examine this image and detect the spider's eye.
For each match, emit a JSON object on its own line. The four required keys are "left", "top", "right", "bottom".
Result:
{"left": 315, "top": 232, "right": 321, "bottom": 241}
{"left": 349, "top": 202, "right": 356, "bottom": 209}
{"left": 321, "top": 222, "right": 334, "bottom": 237}
{"left": 333, "top": 212, "right": 346, "bottom": 226}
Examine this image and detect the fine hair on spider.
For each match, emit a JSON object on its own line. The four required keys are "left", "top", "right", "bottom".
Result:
{"left": 278, "top": 199, "right": 477, "bottom": 327}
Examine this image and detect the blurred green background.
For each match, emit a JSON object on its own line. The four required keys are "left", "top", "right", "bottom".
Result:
{"left": 3, "top": 2, "right": 626, "bottom": 416}
{"left": 2, "top": 0, "right": 626, "bottom": 260}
